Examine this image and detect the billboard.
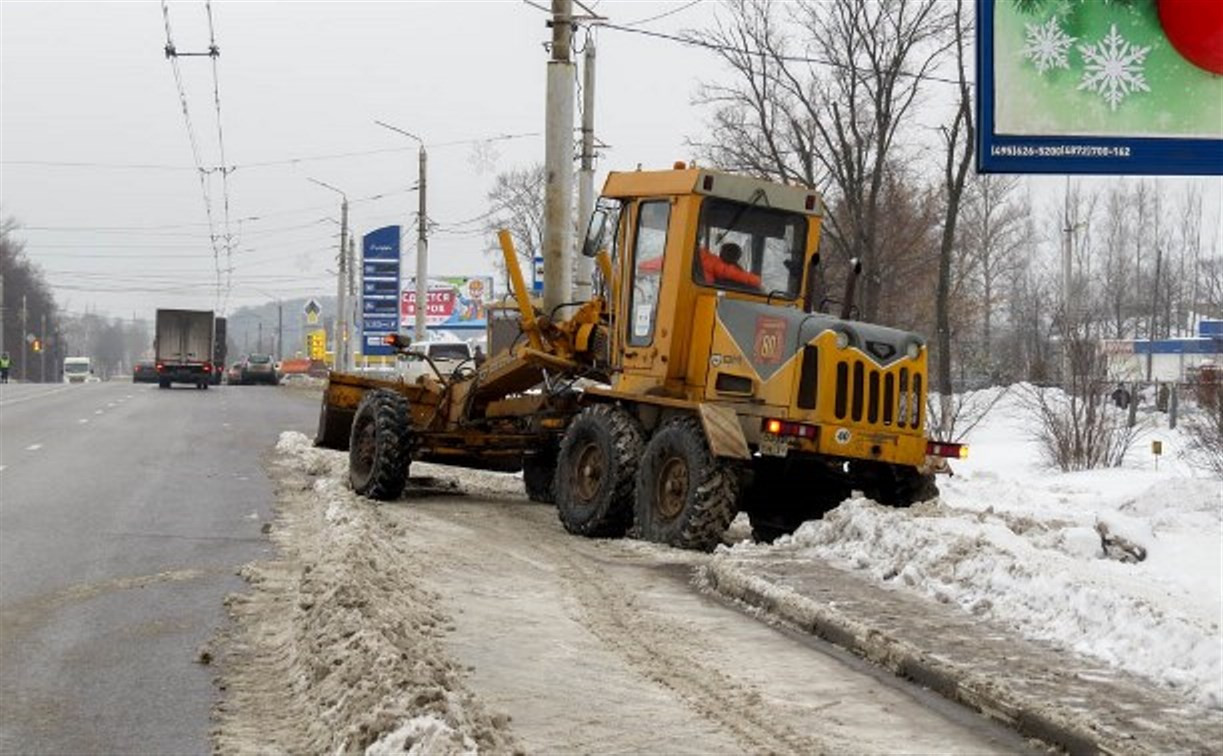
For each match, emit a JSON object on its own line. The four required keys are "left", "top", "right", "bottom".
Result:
{"left": 977, "top": 0, "right": 1223, "bottom": 175}
{"left": 360, "top": 225, "right": 400, "bottom": 356}
{"left": 401, "top": 276, "right": 495, "bottom": 331}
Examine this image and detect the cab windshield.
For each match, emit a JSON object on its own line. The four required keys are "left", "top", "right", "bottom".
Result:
{"left": 64, "top": 361, "right": 89, "bottom": 374}
{"left": 692, "top": 198, "right": 805, "bottom": 298}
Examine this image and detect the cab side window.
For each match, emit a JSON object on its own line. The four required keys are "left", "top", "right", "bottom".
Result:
{"left": 627, "top": 201, "right": 669, "bottom": 347}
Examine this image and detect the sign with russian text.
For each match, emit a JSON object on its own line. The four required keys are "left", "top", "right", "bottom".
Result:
{"left": 977, "top": 0, "right": 1222, "bottom": 175}
{"left": 402, "top": 276, "right": 495, "bottom": 330}
{"left": 360, "top": 225, "right": 400, "bottom": 356}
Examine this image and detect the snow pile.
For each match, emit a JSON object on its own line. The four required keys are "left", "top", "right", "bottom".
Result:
{"left": 724, "top": 387, "right": 1223, "bottom": 709}
{"left": 364, "top": 714, "right": 477, "bottom": 756}
{"left": 213, "top": 432, "right": 518, "bottom": 754}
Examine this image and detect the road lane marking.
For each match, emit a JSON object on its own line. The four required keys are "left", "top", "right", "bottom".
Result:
{"left": 79, "top": 418, "right": 89, "bottom": 424}
{"left": 0, "top": 465, "right": 6, "bottom": 473}
{"left": 25, "top": 444, "right": 42, "bottom": 451}
{"left": 94, "top": 409, "right": 104, "bottom": 415}
{"left": 0, "top": 385, "right": 76, "bottom": 408}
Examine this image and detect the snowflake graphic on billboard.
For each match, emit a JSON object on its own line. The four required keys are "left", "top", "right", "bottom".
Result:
{"left": 1021, "top": 16, "right": 1076, "bottom": 73}
{"left": 1077, "top": 24, "right": 1151, "bottom": 111}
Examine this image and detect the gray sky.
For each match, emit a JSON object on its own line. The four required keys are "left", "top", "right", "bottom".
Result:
{"left": 1, "top": 0, "right": 712, "bottom": 319}
{"left": 2, "top": 1, "right": 1219, "bottom": 322}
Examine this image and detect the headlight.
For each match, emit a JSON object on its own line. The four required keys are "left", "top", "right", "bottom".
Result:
{"left": 906, "top": 342, "right": 920, "bottom": 360}
{"left": 835, "top": 331, "right": 850, "bottom": 350}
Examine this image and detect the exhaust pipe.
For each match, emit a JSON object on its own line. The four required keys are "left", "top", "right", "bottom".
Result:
{"left": 840, "top": 258, "right": 862, "bottom": 320}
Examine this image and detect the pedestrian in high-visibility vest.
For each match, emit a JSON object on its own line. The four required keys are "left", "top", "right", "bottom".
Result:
{"left": 0, "top": 351, "right": 11, "bottom": 383}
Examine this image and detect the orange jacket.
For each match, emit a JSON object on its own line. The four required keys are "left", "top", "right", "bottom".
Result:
{"left": 700, "top": 248, "right": 761, "bottom": 288}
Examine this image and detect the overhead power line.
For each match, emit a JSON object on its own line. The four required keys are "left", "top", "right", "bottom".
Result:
{"left": 161, "top": 0, "right": 226, "bottom": 309}
{"left": 596, "top": 21, "right": 968, "bottom": 87}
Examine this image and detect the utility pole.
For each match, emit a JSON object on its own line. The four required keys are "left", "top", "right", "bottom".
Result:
{"left": 258, "top": 321, "right": 264, "bottom": 354}
{"left": 39, "top": 312, "right": 46, "bottom": 382}
{"left": 349, "top": 231, "right": 358, "bottom": 367}
{"left": 0, "top": 260, "right": 6, "bottom": 358}
{"left": 574, "top": 39, "right": 597, "bottom": 301}
{"left": 309, "top": 178, "right": 349, "bottom": 372}
{"left": 374, "top": 120, "right": 428, "bottom": 342}
{"left": 416, "top": 146, "right": 428, "bottom": 342}
{"left": 20, "top": 294, "right": 27, "bottom": 382}
{"left": 543, "top": 0, "right": 576, "bottom": 316}
{"left": 276, "top": 300, "right": 283, "bottom": 361}
{"left": 1061, "top": 178, "right": 1073, "bottom": 387}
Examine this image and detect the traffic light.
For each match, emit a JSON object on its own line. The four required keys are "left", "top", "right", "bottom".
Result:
{"left": 31, "top": 339, "right": 42, "bottom": 353}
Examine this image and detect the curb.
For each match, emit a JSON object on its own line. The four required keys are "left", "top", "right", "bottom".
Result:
{"left": 703, "top": 561, "right": 1217, "bottom": 756}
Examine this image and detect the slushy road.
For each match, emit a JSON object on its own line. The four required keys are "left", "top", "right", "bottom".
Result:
{"left": 0, "top": 380, "right": 315, "bottom": 754}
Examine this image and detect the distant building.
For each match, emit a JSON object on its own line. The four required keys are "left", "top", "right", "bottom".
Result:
{"left": 1103, "top": 321, "right": 1222, "bottom": 383}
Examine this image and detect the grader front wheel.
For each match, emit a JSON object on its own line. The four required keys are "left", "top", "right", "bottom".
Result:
{"left": 348, "top": 389, "right": 412, "bottom": 500}
{"left": 554, "top": 405, "right": 643, "bottom": 537}
{"left": 634, "top": 416, "right": 738, "bottom": 552}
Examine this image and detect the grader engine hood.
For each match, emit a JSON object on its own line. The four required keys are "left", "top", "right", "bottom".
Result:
{"left": 706, "top": 299, "right": 925, "bottom": 409}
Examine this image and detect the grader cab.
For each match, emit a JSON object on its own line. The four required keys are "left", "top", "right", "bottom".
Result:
{"left": 316, "top": 163, "right": 964, "bottom": 550}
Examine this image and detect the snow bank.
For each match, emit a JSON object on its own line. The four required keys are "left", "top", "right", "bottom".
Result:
{"left": 725, "top": 386, "right": 1223, "bottom": 709}
{"left": 214, "top": 432, "right": 518, "bottom": 754}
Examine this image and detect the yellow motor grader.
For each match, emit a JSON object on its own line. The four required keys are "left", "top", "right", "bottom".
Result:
{"left": 315, "top": 163, "right": 965, "bottom": 549}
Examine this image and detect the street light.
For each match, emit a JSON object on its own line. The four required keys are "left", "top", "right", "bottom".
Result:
{"left": 307, "top": 177, "right": 351, "bottom": 371}
{"left": 374, "top": 119, "right": 429, "bottom": 342}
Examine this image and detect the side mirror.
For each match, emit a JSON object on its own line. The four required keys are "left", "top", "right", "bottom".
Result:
{"left": 581, "top": 209, "right": 608, "bottom": 259}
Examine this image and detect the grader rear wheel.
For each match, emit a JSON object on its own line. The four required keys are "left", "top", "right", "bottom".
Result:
{"left": 743, "top": 459, "right": 851, "bottom": 544}
{"left": 554, "top": 405, "right": 643, "bottom": 537}
{"left": 634, "top": 415, "right": 738, "bottom": 552}
{"left": 523, "top": 446, "right": 558, "bottom": 504}
{"left": 348, "top": 389, "right": 412, "bottom": 500}
{"left": 850, "top": 460, "right": 939, "bottom": 507}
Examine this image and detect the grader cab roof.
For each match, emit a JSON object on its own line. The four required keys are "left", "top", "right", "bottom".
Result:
{"left": 600, "top": 165, "right": 824, "bottom": 217}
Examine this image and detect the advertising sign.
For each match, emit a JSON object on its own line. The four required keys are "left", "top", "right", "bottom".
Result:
{"left": 977, "top": 0, "right": 1223, "bottom": 175}
{"left": 360, "top": 225, "right": 400, "bottom": 356}
{"left": 401, "top": 276, "right": 495, "bottom": 331}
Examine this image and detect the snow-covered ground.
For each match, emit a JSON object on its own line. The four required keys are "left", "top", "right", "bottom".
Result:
{"left": 721, "top": 386, "right": 1222, "bottom": 709}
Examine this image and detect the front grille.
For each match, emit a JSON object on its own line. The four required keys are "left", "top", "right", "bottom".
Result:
{"left": 833, "top": 357, "right": 922, "bottom": 429}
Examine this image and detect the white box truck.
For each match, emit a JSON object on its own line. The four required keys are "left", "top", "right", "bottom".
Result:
{"left": 155, "top": 309, "right": 215, "bottom": 389}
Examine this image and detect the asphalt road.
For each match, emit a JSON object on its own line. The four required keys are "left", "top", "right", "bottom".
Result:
{"left": 0, "top": 380, "right": 317, "bottom": 754}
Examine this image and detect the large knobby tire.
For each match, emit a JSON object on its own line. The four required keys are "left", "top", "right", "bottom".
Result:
{"left": 634, "top": 415, "right": 738, "bottom": 552}
{"left": 523, "top": 446, "right": 558, "bottom": 504}
{"left": 554, "top": 405, "right": 644, "bottom": 537}
{"left": 348, "top": 389, "right": 411, "bottom": 500}
{"left": 315, "top": 400, "right": 353, "bottom": 451}
{"left": 850, "top": 460, "right": 939, "bottom": 508}
{"left": 744, "top": 459, "right": 851, "bottom": 544}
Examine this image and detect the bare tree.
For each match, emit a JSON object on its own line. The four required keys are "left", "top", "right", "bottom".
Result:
{"left": 483, "top": 164, "right": 546, "bottom": 280}
{"left": 691, "top": 0, "right": 956, "bottom": 321}
{"left": 959, "top": 174, "right": 1029, "bottom": 373}
{"left": 931, "top": 0, "right": 974, "bottom": 436}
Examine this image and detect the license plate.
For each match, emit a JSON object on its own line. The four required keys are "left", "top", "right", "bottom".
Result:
{"left": 758, "top": 433, "right": 791, "bottom": 458}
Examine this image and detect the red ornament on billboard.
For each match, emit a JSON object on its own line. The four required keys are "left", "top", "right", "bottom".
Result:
{"left": 1159, "top": 0, "right": 1223, "bottom": 74}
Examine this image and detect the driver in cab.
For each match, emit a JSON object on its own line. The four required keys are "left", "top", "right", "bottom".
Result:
{"left": 699, "top": 242, "right": 762, "bottom": 289}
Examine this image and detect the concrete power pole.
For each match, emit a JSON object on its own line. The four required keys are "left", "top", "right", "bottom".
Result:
{"left": 39, "top": 312, "right": 46, "bottom": 382}
{"left": 349, "top": 231, "right": 358, "bottom": 369}
{"left": 277, "top": 300, "right": 283, "bottom": 361}
{"left": 574, "top": 40, "right": 596, "bottom": 302}
{"left": 0, "top": 260, "right": 6, "bottom": 358}
{"left": 415, "top": 146, "right": 428, "bottom": 341}
{"left": 338, "top": 199, "right": 349, "bottom": 371}
{"left": 372, "top": 121, "right": 429, "bottom": 343}
{"left": 542, "top": 0, "right": 576, "bottom": 317}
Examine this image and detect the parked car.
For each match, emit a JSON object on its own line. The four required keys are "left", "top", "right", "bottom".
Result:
{"left": 398, "top": 340, "right": 476, "bottom": 382}
{"left": 132, "top": 360, "right": 159, "bottom": 383}
{"left": 240, "top": 354, "right": 279, "bottom": 385}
